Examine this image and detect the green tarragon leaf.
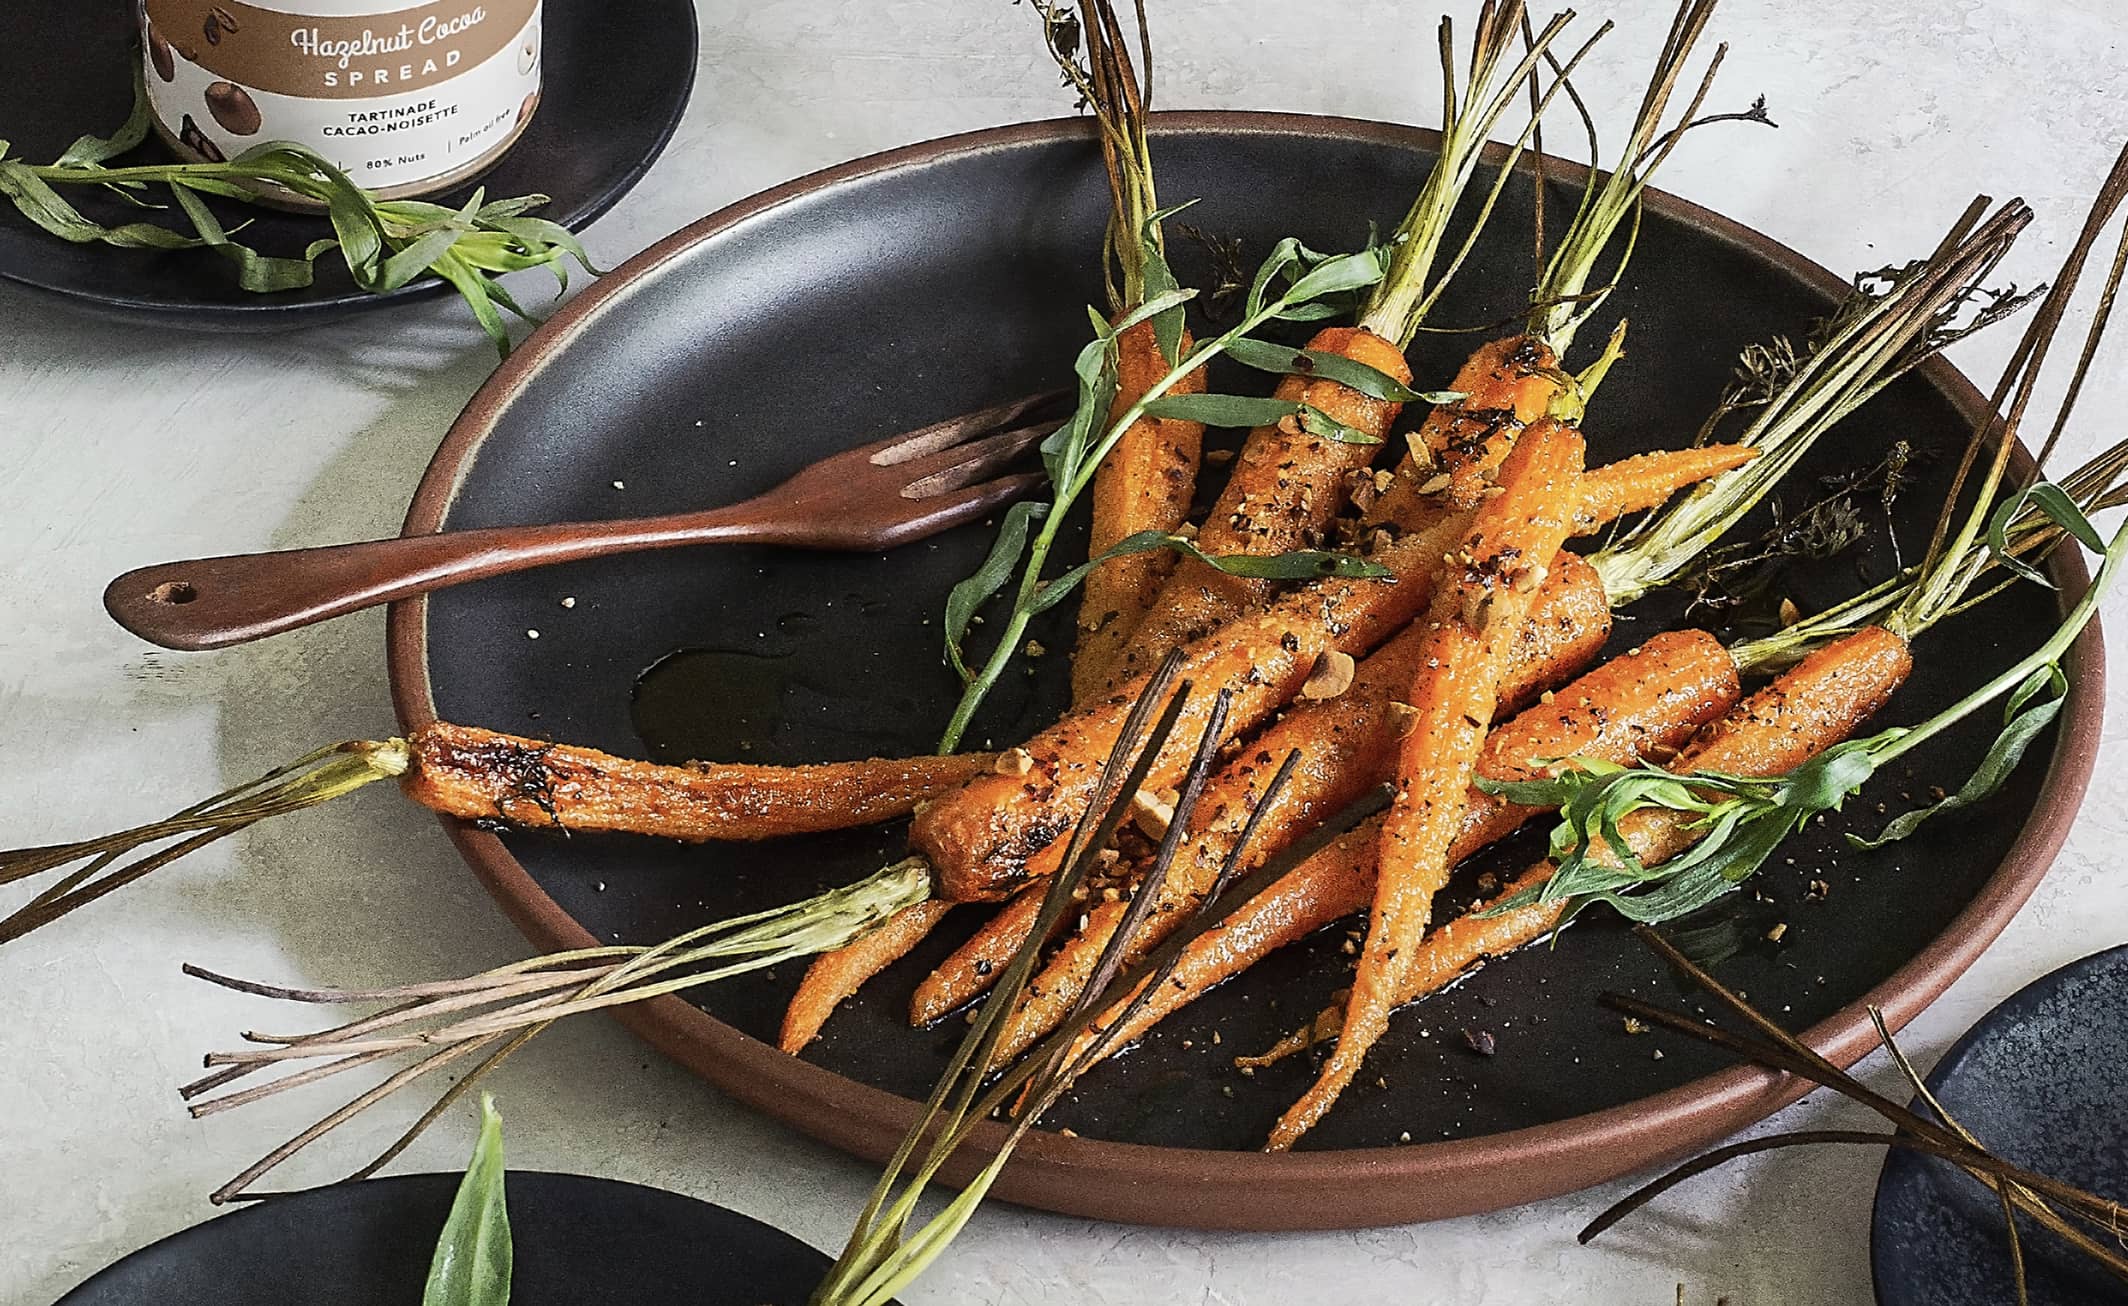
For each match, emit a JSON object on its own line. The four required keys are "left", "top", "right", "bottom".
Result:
{"left": 423, "top": 1095, "right": 513, "bottom": 1306}
{"left": 1849, "top": 664, "right": 2067, "bottom": 849}
{"left": 943, "top": 500, "right": 1049, "bottom": 682}
{"left": 1222, "top": 337, "right": 1463, "bottom": 405}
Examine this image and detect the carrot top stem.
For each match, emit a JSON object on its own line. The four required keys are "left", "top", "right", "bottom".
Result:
{"left": 1527, "top": 0, "right": 1763, "bottom": 358}
{"left": 1357, "top": 2, "right": 1597, "bottom": 347}
{"left": 1032, "top": 0, "right": 1165, "bottom": 314}
{"left": 1590, "top": 196, "right": 2035, "bottom": 609}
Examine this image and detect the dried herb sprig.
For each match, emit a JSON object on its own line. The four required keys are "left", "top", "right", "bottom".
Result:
{"left": 1584, "top": 927, "right": 2128, "bottom": 1305}
{"left": 1589, "top": 196, "right": 2036, "bottom": 608}
{"left": 0, "top": 75, "right": 599, "bottom": 357}
{"left": 1673, "top": 440, "right": 1917, "bottom": 618}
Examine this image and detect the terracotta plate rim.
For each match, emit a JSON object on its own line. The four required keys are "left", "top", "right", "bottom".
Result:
{"left": 385, "top": 110, "right": 2106, "bottom": 1230}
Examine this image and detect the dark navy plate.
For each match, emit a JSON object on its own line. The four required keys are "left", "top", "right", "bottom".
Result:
{"left": 53, "top": 1171, "right": 840, "bottom": 1306}
{"left": 1872, "top": 944, "right": 2128, "bottom": 1305}
{"left": 0, "top": 0, "right": 695, "bottom": 329}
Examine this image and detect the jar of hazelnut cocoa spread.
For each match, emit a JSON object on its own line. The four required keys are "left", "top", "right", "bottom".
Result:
{"left": 140, "top": 0, "right": 543, "bottom": 202}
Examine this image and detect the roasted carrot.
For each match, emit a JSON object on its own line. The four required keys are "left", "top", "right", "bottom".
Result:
{"left": 780, "top": 899, "right": 955, "bottom": 1053}
{"left": 915, "top": 438, "right": 1762, "bottom": 904}
{"left": 1088, "top": 3, "right": 1592, "bottom": 688}
{"left": 910, "top": 886, "right": 1048, "bottom": 1026}
{"left": 1074, "top": 319, "right": 1208, "bottom": 703}
{"left": 1267, "top": 418, "right": 1584, "bottom": 1149}
{"left": 913, "top": 552, "right": 1612, "bottom": 1025}
{"left": 1370, "top": 335, "right": 1565, "bottom": 521}
{"left": 998, "top": 628, "right": 1737, "bottom": 1060}
{"left": 402, "top": 724, "right": 994, "bottom": 842}
{"left": 1061, "top": 0, "right": 1208, "bottom": 703}
{"left": 1245, "top": 625, "right": 1915, "bottom": 1063}
{"left": 1098, "top": 326, "right": 1414, "bottom": 691}
{"left": 1572, "top": 444, "right": 1761, "bottom": 529}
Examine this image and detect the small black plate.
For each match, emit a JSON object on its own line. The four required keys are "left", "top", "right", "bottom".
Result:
{"left": 0, "top": 0, "right": 696, "bottom": 329}
{"left": 54, "top": 1171, "right": 840, "bottom": 1306}
{"left": 1872, "top": 944, "right": 2128, "bottom": 1305}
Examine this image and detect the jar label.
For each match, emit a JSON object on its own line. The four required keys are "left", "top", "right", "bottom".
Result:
{"left": 143, "top": 0, "right": 542, "bottom": 194}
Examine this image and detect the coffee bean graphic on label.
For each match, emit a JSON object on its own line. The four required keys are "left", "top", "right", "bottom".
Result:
{"left": 178, "top": 115, "right": 225, "bottom": 163}
{"left": 206, "top": 82, "right": 262, "bottom": 135}
{"left": 147, "top": 22, "right": 175, "bottom": 81}
{"left": 203, "top": 5, "right": 237, "bottom": 45}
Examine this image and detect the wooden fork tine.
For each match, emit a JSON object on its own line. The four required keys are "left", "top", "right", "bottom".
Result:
{"left": 863, "top": 389, "right": 1070, "bottom": 466}
{"left": 906, "top": 471, "right": 1049, "bottom": 520}
{"left": 897, "top": 419, "right": 1062, "bottom": 499}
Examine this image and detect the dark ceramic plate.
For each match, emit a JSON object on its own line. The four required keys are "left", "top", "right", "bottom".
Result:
{"left": 53, "top": 1171, "right": 834, "bottom": 1305}
{"left": 1872, "top": 944, "right": 2128, "bottom": 1305}
{"left": 0, "top": 0, "right": 695, "bottom": 329}
{"left": 386, "top": 114, "right": 2104, "bottom": 1229}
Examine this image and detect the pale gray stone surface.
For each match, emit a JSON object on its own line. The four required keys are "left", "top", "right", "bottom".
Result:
{"left": 4, "top": 2, "right": 2127, "bottom": 1302}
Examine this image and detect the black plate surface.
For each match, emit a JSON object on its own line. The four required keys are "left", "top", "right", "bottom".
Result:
{"left": 54, "top": 1171, "right": 834, "bottom": 1306}
{"left": 1872, "top": 944, "right": 2128, "bottom": 1305}
{"left": 0, "top": 0, "right": 695, "bottom": 328}
{"left": 400, "top": 118, "right": 2095, "bottom": 1217}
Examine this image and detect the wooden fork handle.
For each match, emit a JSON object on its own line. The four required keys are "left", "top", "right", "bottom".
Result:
{"left": 102, "top": 512, "right": 760, "bottom": 651}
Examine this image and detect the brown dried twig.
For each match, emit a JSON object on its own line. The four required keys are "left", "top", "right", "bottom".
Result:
{"left": 1583, "top": 926, "right": 2128, "bottom": 1305}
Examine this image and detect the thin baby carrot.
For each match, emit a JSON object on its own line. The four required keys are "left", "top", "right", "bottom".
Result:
{"left": 1268, "top": 418, "right": 1585, "bottom": 1150}
{"left": 402, "top": 724, "right": 994, "bottom": 842}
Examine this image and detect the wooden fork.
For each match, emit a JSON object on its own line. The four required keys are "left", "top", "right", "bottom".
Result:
{"left": 104, "top": 392, "right": 1063, "bottom": 651}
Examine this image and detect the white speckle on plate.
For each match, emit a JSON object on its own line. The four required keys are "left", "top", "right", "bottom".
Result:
{"left": 526, "top": 629, "right": 540, "bottom": 639}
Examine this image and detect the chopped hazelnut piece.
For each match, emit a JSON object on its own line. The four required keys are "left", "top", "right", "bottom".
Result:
{"left": 1299, "top": 649, "right": 1357, "bottom": 699}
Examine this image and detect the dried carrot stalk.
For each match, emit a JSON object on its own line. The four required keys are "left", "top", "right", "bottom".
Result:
{"left": 401, "top": 724, "right": 993, "bottom": 842}
{"left": 1268, "top": 419, "right": 1585, "bottom": 1149}
{"left": 1073, "top": 319, "right": 1207, "bottom": 703}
